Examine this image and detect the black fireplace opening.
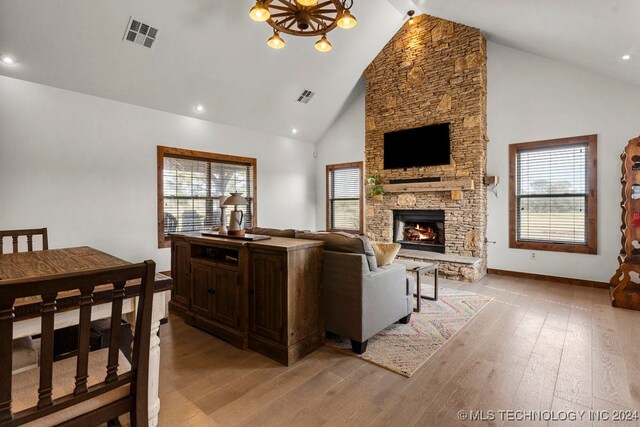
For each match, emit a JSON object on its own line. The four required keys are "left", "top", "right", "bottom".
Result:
{"left": 393, "top": 210, "right": 445, "bottom": 253}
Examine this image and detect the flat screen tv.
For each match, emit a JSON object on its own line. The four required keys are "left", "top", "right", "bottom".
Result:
{"left": 383, "top": 122, "right": 450, "bottom": 170}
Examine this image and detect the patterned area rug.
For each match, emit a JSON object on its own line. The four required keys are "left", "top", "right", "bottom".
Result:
{"left": 325, "top": 287, "right": 492, "bottom": 377}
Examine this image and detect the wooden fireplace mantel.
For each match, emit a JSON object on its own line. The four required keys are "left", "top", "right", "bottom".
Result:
{"left": 381, "top": 178, "right": 474, "bottom": 201}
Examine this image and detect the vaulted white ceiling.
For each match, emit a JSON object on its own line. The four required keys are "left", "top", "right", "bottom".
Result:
{"left": 0, "top": 0, "right": 404, "bottom": 143}
{"left": 1, "top": 1, "right": 638, "bottom": 143}
{"left": 410, "top": 0, "right": 640, "bottom": 87}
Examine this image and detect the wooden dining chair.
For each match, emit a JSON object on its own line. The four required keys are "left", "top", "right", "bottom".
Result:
{"left": 0, "top": 229, "right": 50, "bottom": 377}
{"left": 0, "top": 260, "right": 156, "bottom": 427}
{"left": 0, "top": 228, "right": 49, "bottom": 254}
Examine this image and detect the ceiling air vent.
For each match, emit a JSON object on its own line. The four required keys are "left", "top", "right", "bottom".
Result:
{"left": 124, "top": 17, "right": 158, "bottom": 49}
{"left": 297, "top": 90, "right": 315, "bottom": 104}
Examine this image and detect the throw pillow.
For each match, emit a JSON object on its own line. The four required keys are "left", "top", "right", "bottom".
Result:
{"left": 371, "top": 242, "right": 401, "bottom": 267}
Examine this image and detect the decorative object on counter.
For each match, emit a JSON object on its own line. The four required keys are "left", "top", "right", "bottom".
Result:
{"left": 367, "top": 174, "right": 385, "bottom": 202}
{"left": 217, "top": 195, "right": 228, "bottom": 235}
{"left": 223, "top": 193, "right": 249, "bottom": 236}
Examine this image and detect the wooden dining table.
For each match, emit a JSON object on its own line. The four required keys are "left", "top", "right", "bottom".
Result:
{"left": 0, "top": 246, "right": 172, "bottom": 427}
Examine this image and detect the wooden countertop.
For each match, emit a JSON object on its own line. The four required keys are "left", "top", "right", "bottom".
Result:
{"left": 170, "top": 232, "right": 324, "bottom": 252}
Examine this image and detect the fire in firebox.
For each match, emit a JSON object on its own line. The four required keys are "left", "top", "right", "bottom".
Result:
{"left": 404, "top": 223, "right": 438, "bottom": 242}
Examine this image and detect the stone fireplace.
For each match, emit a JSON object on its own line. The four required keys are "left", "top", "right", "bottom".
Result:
{"left": 363, "top": 15, "right": 488, "bottom": 282}
{"left": 393, "top": 210, "right": 445, "bottom": 253}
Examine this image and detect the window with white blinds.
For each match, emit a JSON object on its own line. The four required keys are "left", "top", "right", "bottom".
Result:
{"left": 158, "top": 147, "right": 256, "bottom": 247}
{"left": 327, "top": 162, "right": 363, "bottom": 233}
{"left": 509, "top": 135, "right": 597, "bottom": 254}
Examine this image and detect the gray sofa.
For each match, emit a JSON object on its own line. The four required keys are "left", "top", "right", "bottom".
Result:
{"left": 248, "top": 227, "right": 414, "bottom": 354}
{"left": 321, "top": 250, "right": 413, "bottom": 354}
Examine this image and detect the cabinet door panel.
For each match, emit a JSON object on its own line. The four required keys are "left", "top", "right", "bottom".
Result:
{"left": 212, "top": 268, "right": 241, "bottom": 328}
{"left": 172, "top": 240, "right": 190, "bottom": 306}
{"left": 190, "top": 261, "right": 212, "bottom": 317}
{"left": 249, "top": 252, "right": 284, "bottom": 342}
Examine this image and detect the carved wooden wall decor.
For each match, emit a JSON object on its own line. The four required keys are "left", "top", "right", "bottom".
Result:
{"left": 610, "top": 135, "right": 640, "bottom": 310}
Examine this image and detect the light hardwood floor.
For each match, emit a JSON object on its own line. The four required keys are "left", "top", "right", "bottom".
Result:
{"left": 154, "top": 275, "right": 640, "bottom": 426}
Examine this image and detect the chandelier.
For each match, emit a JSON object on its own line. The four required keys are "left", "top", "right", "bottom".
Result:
{"left": 249, "top": 0, "right": 357, "bottom": 52}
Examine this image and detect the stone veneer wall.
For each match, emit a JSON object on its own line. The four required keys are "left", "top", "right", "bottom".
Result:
{"left": 364, "top": 15, "right": 488, "bottom": 280}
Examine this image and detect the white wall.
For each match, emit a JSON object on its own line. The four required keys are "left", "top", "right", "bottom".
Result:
{"left": 487, "top": 43, "right": 640, "bottom": 282}
{"left": 314, "top": 89, "right": 366, "bottom": 230}
{"left": 5, "top": 41, "right": 639, "bottom": 282}
{"left": 0, "top": 75, "right": 317, "bottom": 271}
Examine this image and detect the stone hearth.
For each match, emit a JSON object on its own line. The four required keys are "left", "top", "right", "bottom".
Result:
{"left": 363, "top": 15, "right": 487, "bottom": 282}
{"left": 398, "top": 249, "right": 483, "bottom": 283}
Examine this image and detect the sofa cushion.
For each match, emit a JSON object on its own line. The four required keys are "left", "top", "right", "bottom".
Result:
{"left": 295, "top": 231, "right": 378, "bottom": 271}
{"left": 12, "top": 347, "right": 130, "bottom": 425}
{"left": 246, "top": 227, "right": 296, "bottom": 238}
{"left": 371, "top": 242, "right": 401, "bottom": 267}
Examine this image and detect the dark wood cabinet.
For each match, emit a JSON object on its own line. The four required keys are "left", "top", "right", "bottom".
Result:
{"left": 247, "top": 244, "right": 324, "bottom": 365}
{"left": 249, "top": 251, "right": 284, "bottom": 343}
{"left": 169, "top": 232, "right": 323, "bottom": 365}
{"left": 187, "top": 256, "right": 245, "bottom": 347}
{"left": 189, "top": 258, "right": 242, "bottom": 336}
{"left": 211, "top": 266, "right": 241, "bottom": 328}
{"left": 189, "top": 259, "right": 214, "bottom": 318}
{"left": 169, "top": 239, "right": 190, "bottom": 316}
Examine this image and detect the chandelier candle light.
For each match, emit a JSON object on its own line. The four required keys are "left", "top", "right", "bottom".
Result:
{"left": 249, "top": 0, "right": 357, "bottom": 52}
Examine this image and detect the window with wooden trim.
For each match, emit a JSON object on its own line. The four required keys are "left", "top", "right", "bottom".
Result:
{"left": 157, "top": 146, "right": 257, "bottom": 248}
{"left": 509, "top": 135, "right": 597, "bottom": 254}
{"left": 326, "top": 162, "right": 363, "bottom": 233}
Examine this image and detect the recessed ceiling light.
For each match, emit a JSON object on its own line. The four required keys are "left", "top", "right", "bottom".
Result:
{"left": 292, "top": 128, "right": 298, "bottom": 134}
{"left": 194, "top": 104, "right": 204, "bottom": 113}
{"left": 622, "top": 54, "right": 632, "bottom": 61}
{"left": 1, "top": 55, "right": 16, "bottom": 65}
{"left": 407, "top": 10, "right": 415, "bottom": 25}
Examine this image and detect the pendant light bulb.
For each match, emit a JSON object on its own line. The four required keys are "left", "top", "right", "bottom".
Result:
{"left": 249, "top": 1, "right": 270, "bottom": 22}
{"left": 314, "top": 35, "right": 332, "bottom": 52}
{"left": 337, "top": 9, "right": 357, "bottom": 29}
{"left": 267, "top": 31, "right": 285, "bottom": 49}
{"left": 296, "top": 0, "right": 318, "bottom": 6}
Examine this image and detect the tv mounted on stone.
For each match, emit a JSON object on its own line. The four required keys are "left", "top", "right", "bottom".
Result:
{"left": 383, "top": 122, "right": 451, "bottom": 170}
